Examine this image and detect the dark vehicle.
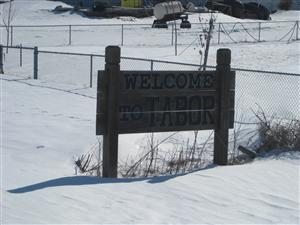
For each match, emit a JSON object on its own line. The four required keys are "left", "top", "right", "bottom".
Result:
{"left": 244, "top": 2, "right": 270, "bottom": 20}
{"left": 206, "top": 0, "right": 271, "bottom": 20}
{"left": 206, "top": 0, "right": 244, "bottom": 18}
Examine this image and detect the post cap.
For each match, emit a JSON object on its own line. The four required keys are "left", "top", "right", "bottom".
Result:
{"left": 217, "top": 48, "right": 231, "bottom": 65}
{"left": 105, "top": 46, "right": 120, "bottom": 64}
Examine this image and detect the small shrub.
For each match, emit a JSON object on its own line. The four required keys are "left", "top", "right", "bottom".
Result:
{"left": 256, "top": 111, "right": 300, "bottom": 152}
{"left": 74, "top": 138, "right": 102, "bottom": 176}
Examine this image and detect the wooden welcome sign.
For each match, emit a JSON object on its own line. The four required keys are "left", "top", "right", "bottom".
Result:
{"left": 96, "top": 46, "right": 235, "bottom": 178}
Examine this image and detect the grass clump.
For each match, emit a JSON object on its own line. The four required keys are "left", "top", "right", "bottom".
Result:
{"left": 256, "top": 111, "right": 300, "bottom": 152}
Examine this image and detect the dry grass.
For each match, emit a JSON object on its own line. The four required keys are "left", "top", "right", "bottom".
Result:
{"left": 255, "top": 111, "right": 300, "bottom": 152}
{"left": 119, "top": 131, "right": 213, "bottom": 178}
{"left": 74, "top": 110, "right": 299, "bottom": 177}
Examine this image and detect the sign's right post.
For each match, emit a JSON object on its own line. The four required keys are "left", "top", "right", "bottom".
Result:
{"left": 213, "top": 48, "right": 234, "bottom": 165}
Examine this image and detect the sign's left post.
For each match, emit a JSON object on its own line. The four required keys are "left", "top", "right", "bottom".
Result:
{"left": 98, "top": 46, "right": 121, "bottom": 178}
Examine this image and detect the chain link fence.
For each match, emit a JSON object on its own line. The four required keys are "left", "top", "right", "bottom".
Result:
{"left": 1, "top": 44, "right": 299, "bottom": 146}
{"left": 1, "top": 45, "right": 299, "bottom": 169}
{"left": 1, "top": 20, "right": 299, "bottom": 48}
{"left": 2, "top": 45, "right": 299, "bottom": 124}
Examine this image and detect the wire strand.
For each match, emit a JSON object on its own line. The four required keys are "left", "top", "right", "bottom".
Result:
{"left": 221, "top": 23, "right": 237, "bottom": 43}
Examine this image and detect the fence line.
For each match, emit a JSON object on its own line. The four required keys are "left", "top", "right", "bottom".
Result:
{"left": 2, "top": 45, "right": 300, "bottom": 83}
{"left": 1, "top": 20, "right": 299, "bottom": 48}
{"left": 1, "top": 20, "right": 298, "bottom": 28}
{"left": 1, "top": 45, "right": 299, "bottom": 122}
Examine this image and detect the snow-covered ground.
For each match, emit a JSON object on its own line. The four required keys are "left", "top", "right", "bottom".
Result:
{"left": 1, "top": 0, "right": 299, "bottom": 224}
{"left": 1, "top": 0, "right": 300, "bottom": 75}
{"left": 1, "top": 73, "right": 300, "bottom": 224}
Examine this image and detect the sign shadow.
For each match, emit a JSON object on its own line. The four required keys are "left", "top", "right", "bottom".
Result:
{"left": 7, "top": 164, "right": 217, "bottom": 194}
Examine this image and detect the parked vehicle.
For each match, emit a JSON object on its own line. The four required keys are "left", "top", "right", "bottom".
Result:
{"left": 244, "top": 2, "right": 270, "bottom": 20}
{"left": 205, "top": 0, "right": 271, "bottom": 20}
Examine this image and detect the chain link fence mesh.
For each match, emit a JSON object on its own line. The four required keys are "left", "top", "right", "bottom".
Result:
{"left": 3, "top": 46, "right": 299, "bottom": 123}
{"left": 2, "top": 46, "right": 299, "bottom": 168}
{"left": 235, "top": 70, "right": 299, "bottom": 121}
{"left": 3, "top": 47, "right": 34, "bottom": 78}
{"left": 38, "top": 52, "right": 92, "bottom": 86}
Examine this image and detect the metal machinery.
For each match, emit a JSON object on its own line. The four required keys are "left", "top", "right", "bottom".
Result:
{"left": 152, "top": 1, "right": 191, "bottom": 28}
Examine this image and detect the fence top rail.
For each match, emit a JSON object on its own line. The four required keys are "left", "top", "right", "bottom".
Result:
{"left": 231, "top": 67, "right": 300, "bottom": 77}
{"left": 2, "top": 45, "right": 34, "bottom": 50}
{"left": 4, "top": 45, "right": 300, "bottom": 77}
{"left": 0, "top": 24, "right": 131, "bottom": 28}
{"left": 121, "top": 55, "right": 300, "bottom": 76}
{"left": 192, "top": 20, "right": 299, "bottom": 25}
{"left": 38, "top": 50, "right": 105, "bottom": 57}
{"left": 1, "top": 20, "right": 298, "bottom": 28}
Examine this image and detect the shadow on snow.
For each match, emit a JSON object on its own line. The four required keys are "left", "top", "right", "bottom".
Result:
{"left": 7, "top": 164, "right": 217, "bottom": 194}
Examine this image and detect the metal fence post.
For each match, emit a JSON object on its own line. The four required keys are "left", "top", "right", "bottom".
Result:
{"left": 10, "top": 26, "right": 13, "bottom": 46}
{"left": 150, "top": 60, "right": 154, "bottom": 71}
{"left": 258, "top": 22, "right": 261, "bottom": 42}
{"left": 90, "top": 55, "right": 93, "bottom": 87}
{"left": 0, "top": 45, "right": 4, "bottom": 74}
{"left": 34, "top": 46, "right": 38, "bottom": 79}
{"left": 296, "top": 21, "right": 299, "bottom": 40}
{"left": 20, "top": 44, "right": 22, "bottom": 67}
{"left": 68, "top": 25, "right": 72, "bottom": 45}
{"left": 121, "top": 24, "right": 124, "bottom": 46}
{"left": 171, "top": 23, "right": 174, "bottom": 46}
{"left": 6, "top": 26, "right": 9, "bottom": 53}
{"left": 218, "top": 23, "right": 221, "bottom": 44}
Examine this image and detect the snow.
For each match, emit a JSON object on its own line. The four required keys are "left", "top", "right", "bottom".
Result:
{"left": 1, "top": 0, "right": 300, "bottom": 224}
{"left": 2, "top": 0, "right": 300, "bottom": 73}
{"left": 1, "top": 85, "right": 299, "bottom": 223}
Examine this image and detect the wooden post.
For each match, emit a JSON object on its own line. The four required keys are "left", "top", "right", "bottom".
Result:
{"left": 203, "top": 16, "right": 214, "bottom": 71}
{"left": 34, "top": 46, "right": 38, "bottom": 79}
{"left": 213, "top": 48, "right": 231, "bottom": 165}
{"left": 102, "top": 46, "right": 121, "bottom": 178}
{"left": 0, "top": 45, "right": 4, "bottom": 74}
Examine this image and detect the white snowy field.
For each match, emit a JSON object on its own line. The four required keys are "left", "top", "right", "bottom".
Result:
{"left": 1, "top": 0, "right": 300, "bottom": 224}
{"left": 1, "top": 0, "right": 300, "bottom": 80}
{"left": 1, "top": 73, "right": 300, "bottom": 224}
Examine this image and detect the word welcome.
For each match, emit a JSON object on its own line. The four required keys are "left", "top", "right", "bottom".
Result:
{"left": 122, "top": 72, "right": 216, "bottom": 90}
